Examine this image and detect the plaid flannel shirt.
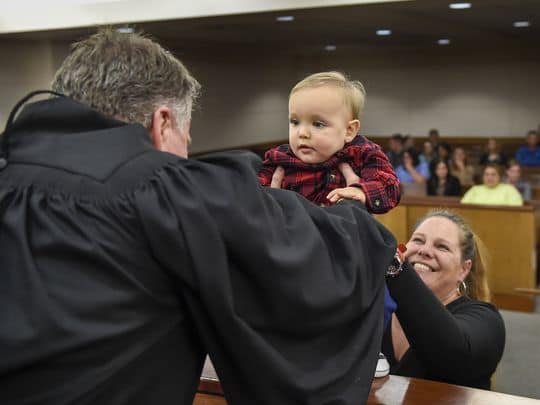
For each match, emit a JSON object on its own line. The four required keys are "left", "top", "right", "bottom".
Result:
{"left": 258, "top": 135, "right": 401, "bottom": 213}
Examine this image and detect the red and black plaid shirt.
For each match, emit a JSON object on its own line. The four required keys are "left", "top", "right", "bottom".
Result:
{"left": 258, "top": 135, "right": 400, "bottom": 213}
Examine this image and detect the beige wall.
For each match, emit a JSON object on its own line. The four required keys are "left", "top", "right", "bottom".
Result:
{"left": 1, "top": 39, "right": 539, "bottom": 154}
{"left": 0, "top": 39, "right": 59, "bottom": 127}
{"left": 186, "top": 46, "right": 540, "bottom": 153}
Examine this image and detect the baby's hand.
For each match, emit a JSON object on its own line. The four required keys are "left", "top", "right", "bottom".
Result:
{"left": 327, "top": 186, "right": 366, "bottom": 204}
{"left": 326, "top": 162, "right": 366, "bottom": 204}
{"left": 270, "top": 166, "right": 285, "bottom": 188}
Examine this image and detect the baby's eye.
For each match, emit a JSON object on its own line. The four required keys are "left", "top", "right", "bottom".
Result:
{"left": 289, "top": 118, "right": 299, "bottom": 126}
{"left": 313, "top": 121, "right": 326, "bottom": 128}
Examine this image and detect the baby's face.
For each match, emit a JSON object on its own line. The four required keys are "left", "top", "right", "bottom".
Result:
{"left": 288, "top": 86, "right": 356, "bottom": 164}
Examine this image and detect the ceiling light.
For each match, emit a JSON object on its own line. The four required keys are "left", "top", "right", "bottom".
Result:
{"left": 513, "top": 21, "right": 531, "bottom": 28}
{"left": 116, "top": 27, "right": 134, "bottom": 34}
{"left": 324, "top": 45, "right": 337, "bottom": 51}
{"left": 438, "top": 39, "right": 451, "bottom": 45}
{"left": 449, "top": 2, "right": 471, "bottom": 9}
{"left": 376, "top": 29, "right": 392, "bottom": 36}
{"left": 276, "top": 16, "right": 294, "bottom": 22}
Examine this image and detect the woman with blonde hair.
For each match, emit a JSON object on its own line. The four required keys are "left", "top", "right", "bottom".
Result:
{"left": 383, "top": 210, "right": 505, "bottom": 389}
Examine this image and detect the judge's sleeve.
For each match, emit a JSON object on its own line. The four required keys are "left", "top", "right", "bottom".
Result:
{"left": 135, "top": 151, "right": 396, "bottom": 405}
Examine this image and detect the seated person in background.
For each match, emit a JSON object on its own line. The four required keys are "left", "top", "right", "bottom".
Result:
{"left": 383, "top": 210, "right": 505, "bottom": 389}
{"left": 396, "top": 147, "right": 430, "bottom": 185}
{"left": 435, "top": 141, "right": 452, "bottom": 164}
{"left": 258, "top": 71, "right": 400, "bottom": 214}
{"left": 461, "top": 163, "right": 523, "bottom": 206}
{"left": 402, "top": 134, "right": 415, "bottom": 150}
{"left": 0, "top": 30, "right": 398, "bottom": 405}
{"left": 450, "top": 147, "right": 475, "bottom": 187}
{"left": 428, "top": 128, "right": 440, "bottom": 151}
{"left": 504, "top": 160, "right": 532, "bottom": 201}
{"left": 427, "top": 158, "right": 462, "bottom": 197}
{"left": 479, "top": 137, "right": 507, "bottom": 167}
{"left": 386, "top": 133, "right": 405, "bottom": 168}
{"left": 516, "top": 130, "right": 540, "bottom": 166}
{"left": 419, "top": 140, "right": 434, "bottom": 165}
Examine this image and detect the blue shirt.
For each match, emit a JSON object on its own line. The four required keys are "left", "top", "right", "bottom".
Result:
{"left": 515, "top": 146, "right": 540, "bottom": 166}
{"left": 395, "top": 162, "right": 430, "bottom": 184}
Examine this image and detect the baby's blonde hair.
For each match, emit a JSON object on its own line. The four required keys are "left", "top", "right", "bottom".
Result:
{"left": 290, "top": 71, "right": 366, "bottom": 119}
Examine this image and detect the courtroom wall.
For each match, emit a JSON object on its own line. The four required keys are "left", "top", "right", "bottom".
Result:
{"left": 0, "top": 39, "right": 58, "bottom": 128}
{"left": 186, "top": 46, "right": 540, "bottom": 153}
{"left": 1, "top": 39, "right": 539, "bottom": 154}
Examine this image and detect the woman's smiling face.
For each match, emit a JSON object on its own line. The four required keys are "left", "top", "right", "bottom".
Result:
{"left": 405, "top": 216, "right": 472, "bottom": 304}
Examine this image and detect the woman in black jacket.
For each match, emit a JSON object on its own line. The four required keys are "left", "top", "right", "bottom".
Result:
{"left": 427, "top": 158, "right": 462, "bottom": 196}
{"left": 479, "top": 137, "right": 507, "bottom": 167}
{"left": 383, "top": 210, "right": 505, "bottom": 389}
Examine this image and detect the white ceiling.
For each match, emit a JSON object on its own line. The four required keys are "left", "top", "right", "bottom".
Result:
{"left": 2, "top": 0, "right": 539, "bottom": 56}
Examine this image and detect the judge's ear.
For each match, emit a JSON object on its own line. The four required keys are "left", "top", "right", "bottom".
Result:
{"left": 149, "top": 105, "right": 190, "bottom": 158}
{"left": 345, "top": 119, "right": 361, "bottom": 142}
{"left": 149, "top": 106, "right": 174, "bottom": 152}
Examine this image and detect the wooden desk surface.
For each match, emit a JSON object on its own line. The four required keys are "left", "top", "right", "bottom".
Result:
{"left": 370, "top": 375, "right": 539, "bottom": 404}
{"left": 195, "top": 376, "right": 540, "bottom": 405}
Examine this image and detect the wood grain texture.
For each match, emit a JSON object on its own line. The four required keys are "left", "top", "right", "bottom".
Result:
{"left": 195, "top": 375, "right": 540, "bottom": 404}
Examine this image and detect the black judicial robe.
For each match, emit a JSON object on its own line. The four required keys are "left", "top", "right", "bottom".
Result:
{"left": 0, "top": 95, "right": 396, "bottom": 405}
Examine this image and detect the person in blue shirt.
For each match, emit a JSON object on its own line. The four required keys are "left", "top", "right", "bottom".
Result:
{"left": 515, "top": 130, "right": 540, "bottom": 166}
{"left": 504, "top": 160, "right": 532, "bottom": 201}
{"left": 396, "top": 147, "right": 430, "bottom": 184}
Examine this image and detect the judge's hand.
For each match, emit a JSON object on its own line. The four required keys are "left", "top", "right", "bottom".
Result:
{"left": 270, "top": 166, "right": 285, "bottom": 188}
{"left": 326, "top": 163, "right": 366, "bottom": 204}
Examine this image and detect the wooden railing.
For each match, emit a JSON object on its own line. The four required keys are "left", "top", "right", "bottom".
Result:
{"left": 192, "top": 136, "right": 528, "bottom": 163}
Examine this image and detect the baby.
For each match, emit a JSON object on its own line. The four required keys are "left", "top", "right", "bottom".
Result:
{"left": 258, "top": 71, "right": 400, "bottom": 213}
{"left": 258, "top": 72, "right": 400, "bottom": 378}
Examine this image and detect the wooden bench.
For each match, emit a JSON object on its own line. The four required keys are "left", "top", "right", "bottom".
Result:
{"left": 375, "top": 196, "right": 537, "bottom": 312}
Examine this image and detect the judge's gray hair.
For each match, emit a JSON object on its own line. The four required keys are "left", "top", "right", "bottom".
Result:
{"left": 52, "top": 28, "right": 200, "bottom": 130}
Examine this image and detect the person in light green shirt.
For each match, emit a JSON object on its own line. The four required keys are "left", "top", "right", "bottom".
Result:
{"left": 461, "top": 163, "right": 523, "bottom": 206}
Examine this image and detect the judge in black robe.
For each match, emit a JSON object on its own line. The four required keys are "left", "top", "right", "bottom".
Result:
{"left": 0, "top": 98, "right": 395, "bottom": 404}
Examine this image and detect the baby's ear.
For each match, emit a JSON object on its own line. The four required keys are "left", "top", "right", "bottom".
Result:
{"left": 345, "top": 119, "right": 360, "bottom": 142}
